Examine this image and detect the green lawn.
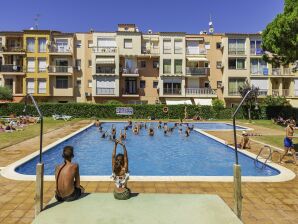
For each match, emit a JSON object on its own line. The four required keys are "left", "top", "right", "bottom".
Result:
{"left": 237, "top": 119, "right": 285, "bottom": 131}
{"left": 0, "top": 118, "right": 84, "bottom": 149}
{"left": 252, "top": 135, "right": 285, "bottom": 149}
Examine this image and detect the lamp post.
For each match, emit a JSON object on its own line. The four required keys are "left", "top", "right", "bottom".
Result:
{"left": 232, "top": 89, "right": 258, "bottom": 219}
{"left": 23, "top": 94, "right": 44, "bottom": 216}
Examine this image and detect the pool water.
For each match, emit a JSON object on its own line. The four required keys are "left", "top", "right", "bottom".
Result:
{"left": 16, "top": 122, "right": 279, "bottom": 176}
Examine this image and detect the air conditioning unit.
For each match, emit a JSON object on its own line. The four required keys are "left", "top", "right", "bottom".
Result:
{"left": 76, "top": 66, "right": 81, "bottom": 71}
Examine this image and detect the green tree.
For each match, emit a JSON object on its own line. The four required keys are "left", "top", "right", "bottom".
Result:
{"left": 104, "top": 100, "right": 123, "bottom": 105}
{"left": 212, "top": 99, "right": 225, "bottom": 111}
{"left": 0, "top": 86, "right": 13, "bottom": 101}
{"left": 238, "top": 80, "right": 259, "bottom": 123}
{"left": 262, "top": 0, "right": 298, "bottom": 65}
{"left": 262, "top": 95, "right": 290, "bottom": 106}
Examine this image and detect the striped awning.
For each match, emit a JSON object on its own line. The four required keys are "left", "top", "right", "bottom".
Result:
{"left": 187, "top": 57, "right": 208, "bottom": 62}
{"left": 95, "top": 58, "right": 115, "bottom": 64}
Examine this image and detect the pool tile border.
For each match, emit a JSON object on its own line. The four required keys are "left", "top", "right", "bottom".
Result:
{"left": 1, "top": 122, "right": 295, "bottom": 182}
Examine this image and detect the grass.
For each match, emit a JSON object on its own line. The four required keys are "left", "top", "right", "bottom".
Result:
{"left": 251, "top": 135, "right": 285, "bottom": 149}
{"left": 0, "top": 118, "right": 84, "bottom": 149}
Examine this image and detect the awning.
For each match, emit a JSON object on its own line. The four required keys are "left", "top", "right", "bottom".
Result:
{"left": 95, "top": 58, "right": 115, "bottom": 64}
{"left": 166, "top": 99, "right": 192, "bottom": 105}
{"left": 194, "top": 98, "right": 212, "bottom": 106}
{"left": 187, "top": 57, "right": 208, "bottom": 62}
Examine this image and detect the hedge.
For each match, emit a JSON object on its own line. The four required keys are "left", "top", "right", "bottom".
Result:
{"left": 0, "top": 103, "right": 296, "bottom": 120}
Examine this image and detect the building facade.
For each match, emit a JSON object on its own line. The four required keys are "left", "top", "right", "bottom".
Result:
{"left": 0, "top": 25, "right": 297, "bottom": 107}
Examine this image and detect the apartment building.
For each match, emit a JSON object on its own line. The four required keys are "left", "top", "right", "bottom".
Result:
{"left": 222, "top": 33, "right": 298, "bottom": 107}
{"left": 1, "top": 25, "right": 297, "bottom": 107}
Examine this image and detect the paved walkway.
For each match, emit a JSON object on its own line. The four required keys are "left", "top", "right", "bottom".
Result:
{"left": 0, "top": 121, "right": 297, "bottom": 224}
{"left": 33, "top": 194, "right": 242, "bottom": 224}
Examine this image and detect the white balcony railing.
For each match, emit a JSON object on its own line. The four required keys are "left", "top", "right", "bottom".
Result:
{"left": 50, "top": 46, "right": 72, "bottom": 53}
{"left": 272, "top": 68, "right": 281, "bottom": 76}
{"left": 283, "top": 68, "right": 292, "bottom": 75}
{"left": 228, "top": 90, "right": 241, "bottom": 96}
{"left": 186, "top": 67, "right": 210, "bottom": 75}
{"left": 228, "top": 47, "right": 245, "bottom": 55}
{"left": 122, "top": 67, "right": 139, "bottom": 74}
{"left": 174, "top": 47, "right": 183, "bottom": 54}
{"left": 93, "top": 47, "right": 117, "bottom": 53}
{"left": 96, "top": 87, "right": 115, "bottom": 95}
{"left": 141, "top": 47, "right": 159, "bottom": 54}
{"left": 258, "top": 89, "right": 268, "bottom": 96}
{"left": 186, "top": 48, "right": 207, "bottom": 55}
{"left": 48, "top": 66, "right": 73, "bottom": 73}
{"left": 186, "top": 88, "right": 216, "bottom": 95}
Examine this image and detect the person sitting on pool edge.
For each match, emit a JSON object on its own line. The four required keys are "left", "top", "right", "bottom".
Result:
{"left": 239, "top": 131, "right": 251, "bottom": 149}
{"left": 112, "top": 140, "right": 130, "bottom": 200}
{"left": 55, "top": 146, "right": 84, "bottom": 202}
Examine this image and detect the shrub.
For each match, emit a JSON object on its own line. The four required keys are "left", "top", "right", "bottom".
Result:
{"left": 104, "top": 100, "right": 123, "bottom": 105}
{"left": 0, "top": 86, "right": 13, "bottom": 101}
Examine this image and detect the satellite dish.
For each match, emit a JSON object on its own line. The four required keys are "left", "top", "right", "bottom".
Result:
{"left": 209, "top": 21, "right": 213, "bottom": 26}
{"left": 29, "top": 27, "right": 34, "bottom": 30}
{"left": 148, "top": 29, "right": 152, "bottom": 34}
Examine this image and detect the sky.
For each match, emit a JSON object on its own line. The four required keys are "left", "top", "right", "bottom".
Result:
{"left": 0, "top": 0, "right": 284, "bottom": 34}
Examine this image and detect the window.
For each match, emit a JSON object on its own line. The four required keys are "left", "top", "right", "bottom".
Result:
{"left": 216, "top": 61, "right": 222, "bottom": 69}
{"left": 228, "top": 78, "right": 245, "bottom": 95}
{"left": 88, "top": 40, "right": 93, "bottom": 48}
{"left": 88, "top": 80, "right": 92, "bottom": 88}
{"left": 140, "top": 80, "right": 146, "bottom": 88}
{"left": 250, "top": 58, "right": 267, "bottom": 74}
{"left": 140, "top": 61, "right": 146, "bottom": 68}
{"left": 27, "top": 38, "right": 35, "bottom": 52}
{"left": 38, "top": 38, "right": 46, "bottom": 52}
{"left": 217, "top": 81, "right": 222, "bottom": 88}
{"left": 56, "top": 76, "right": 68, "bottom": 89}
{"left": 163, "top": 40, "right": 171, "bottom": 54}
{"left": 26, "top": 79, "right": 35, "bottom": 94}
{"left": 27, "top": 58, "right": 35, "bottom": 72}
{"left": 124, "top": 39, "right": 132, "bottom": 49}
{"left": 204, "top": 62, "right": 209, "bottom": 68}
{"left": 186, "top": 40, "right": 200, "bottom": 54}
{"left": 228, "top": 58, "right": 245, "bottom": 69}
{"left": 38, "top": 79, "right": 46, "bottom": 94}
{"left": 250, "top": 40, "right": 263, "bottom": 55}
{"left": 153, "top": 60, "right": 159, "bottom": 68}
{"left": 76, "top": 40, "right": 82, "bottom": 48}
{"left": 204, "top": 81, "right": 210, "bottom": 88}
{"left": 75, "top": 59, "right": 81, "bottom": 68}
{"left": 174, "top": 40, "right": 183, "bottom": 54}
{"left": 216, "top": 42, "right": 221, "bottom": 49}
{"left": 163, "top": 59, "right": 171, "bottom": 74}
{"left": 97, "top": 38, "right": 116, "bottom": 48}
{"left": 163, "top": 78, "right": 182, "bottom": 94}
{"left": 205, "top": 42, "right": 210, "bottom": 50}
{"left": 88, "top": 60, "right": 92, "bottom": 67}
{"left": 228, "top": 39, "right": 245, "bottom": 55}
{"left": 174, "top": 59, "right": 182, "bottom": 74}
{"left": 38, "top": 58, "right": 47, "bottom": 72}
{"left": 153, "top": 81, "right": 158, "bottom": 88}
{"left": 56, "top": 39, "right": 69, "bottom": 52}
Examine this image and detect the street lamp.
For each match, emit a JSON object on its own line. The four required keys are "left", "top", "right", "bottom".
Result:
{"left": 232, "top": 89, "right": 258, "bottom": 219}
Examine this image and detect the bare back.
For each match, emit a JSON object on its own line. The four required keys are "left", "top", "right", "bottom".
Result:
{"left": 55, "top": 163, "right": 80, "bottom": 198}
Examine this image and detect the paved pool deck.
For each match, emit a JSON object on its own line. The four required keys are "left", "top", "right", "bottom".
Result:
{"left": 33, "top": 193, "right": 242, "bottom": 224}
{"left": 0, "top": 120, "right": 298, "bottom": 224}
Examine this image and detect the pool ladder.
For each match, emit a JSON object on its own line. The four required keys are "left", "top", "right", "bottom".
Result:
{"left": 254, "top": 145, "right": 272, "bottom": 169}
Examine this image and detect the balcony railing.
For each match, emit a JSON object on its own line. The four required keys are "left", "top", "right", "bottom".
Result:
{"left": 186, "top": 48, "right": 207, "bottom": 55}
{"left": 272, "top": 89, "right": 279, "bottom": 96}
{"left": 174, "top": 47, "right": 183, "bottom": 54}
{"left": 96, "top": 87, "right": 115, "bottom": 95}
{"left": 163, "top": 47, "right": 171, "bottom": 54}
{"left": 228, "top": 90, "right": 241, "bottom": 96}
{"left": 2, "top": 46, "right": 25, "bottom": 52}
{"left": 96, "top": 67, "right": 115, "bottom": 74}
{"left": 228, "top": 47, "right": 245, "bottom": 55}
{"left": 250, "top": 68, "right": 269, "bottom": 75}
{"left": 163, "top": 88, "right": 182, "bottom": 95}
{"left": 272, "top": 68, "right": 281, "bottom": 76}
{"left": 50, "top": 46, "right": 72, "bottom": 53}
{"left": 186, "top": 88, "right": 216, "bottom": 95}
{"left": 283, "top": 68, "right": 292, "bottom": 75}
{"left": 48, "top": 66, "right": 73, "bottom": 73}
{"left": 122, "top": 88, "right": 139, "bottom": 95}
{"left": 141, "top": 47, "right": 159, "bottom": 54}
{"left": 258, "top": 89, "right": 268, "bottom": 96}
{"left": 186, "top": 67, "right": 210, "bottom": 75}
{"left": 93, "top": 47, "right": 117, "bottom": 53}
{"left": 250, "top": 48, "right": 264, "bottom": 55}
{"left": 282, "top": 89, "right": 290, "bottom": 97}
{"left": 122, "top": 67, "right": 139, "bottom": 74}
{"left": 0, "top": 64, "right": 23, "bottom": 72}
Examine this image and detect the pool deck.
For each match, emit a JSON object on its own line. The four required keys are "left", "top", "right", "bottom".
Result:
{"left": 33, "top": 193, "right": 242, "bottom": 224}
{"left": 0, "top": 120, "right": 298, "bottom": 224}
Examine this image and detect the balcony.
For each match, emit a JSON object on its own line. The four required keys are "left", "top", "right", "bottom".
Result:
{"left": 272, "top": 68, "right": 281, "bottom": 76}
{"left": 228, "top": 90, "right": 241, "bottom": 96}
{"left": 141, "top": 47, "right": 159, "bottom": 55}
{"left": 250, "top": 48, "right": 264, "bottom": 55}
{"left": 228, "top": 48, "right": 245, "bottom": 55}
{"left": 0, "top": 65, "right": 24, "bottom": 74}
{"left": 272, "top": 89, "right": 279, "bottom": 96}
{"left": 1, "top": 46, "right": 25, "bottom": 54}
{"left": 283, "top": 68, "right": 292, "bottom": 75}
{"left": 96, "top": 87, "right": 115, "bottom": 95}
{"left": 174, "top": 47, "right": 183, "bottom": 54}
{"left": 93, "top": 47, "right": 117, "bottom": 54}
{"left": 48, "top": 66, "right": 73, "bottom": 75}
{"left": 163, "top": 88, "right": 182, "bottom": 95}
{"left": 186, "top": 67, "right": 210, "bottom": 76}
{"left": 49, "top": 46, "right": 72, "bottom": 55}
{"left": 122, "top": 67, "right": 139, "bottom": 77}
{"left": 186, "top": 48, "right": 207, "bottom": 55}
{"left": 250, "top": 68, "right": 269, "bottom": 76}
{"left": 185, "top": 88, "right": 216, "bottom": 96}
{"left": 258, "top": 89, "right": 268, "bottom": 96}
{"left": 122, "top": 88, "right": 140, "bottom": 97}
{"left": 282, "top": 89, "right": 290, "bottom": 97}
{"left": 96, "top": 67, "right": 115, "bottom": 74}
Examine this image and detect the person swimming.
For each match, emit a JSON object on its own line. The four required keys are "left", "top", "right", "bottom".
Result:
{"left": 132, "top": 125, "right": 139, "bottom": 135}
{"left": 157, "top": 121, "right": 162, "bottom": 129}
{"left": 189, "top": 124, "right": 194, "bottom": 131}
{"left": 99, "top": 126, "right": 103, "bottom": 132}
{"left": 101, "top": 131, "right": 107, "bottom": 138}
{"left": 111, "top": 125, "right": 117, "bottom": 140}
{"left": 185, "top": 130, "right": 190, "bottom": 137}
{"left": 112, "top": 140, "right": 130, "bottom": 200}
{"left": 148, "top": 127, "right": 154, "bottom": 136}
{"left": 120, "top": 129, "right": 126, "bottom": 141}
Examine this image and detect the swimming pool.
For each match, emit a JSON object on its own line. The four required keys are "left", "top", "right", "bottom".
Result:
{"left": 2, "top": 121, "right": 294, "bottom": 183}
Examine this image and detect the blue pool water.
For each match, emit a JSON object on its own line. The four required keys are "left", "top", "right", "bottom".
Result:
{"left": 16, "top": 122, "right": 279, "bottom": 176}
